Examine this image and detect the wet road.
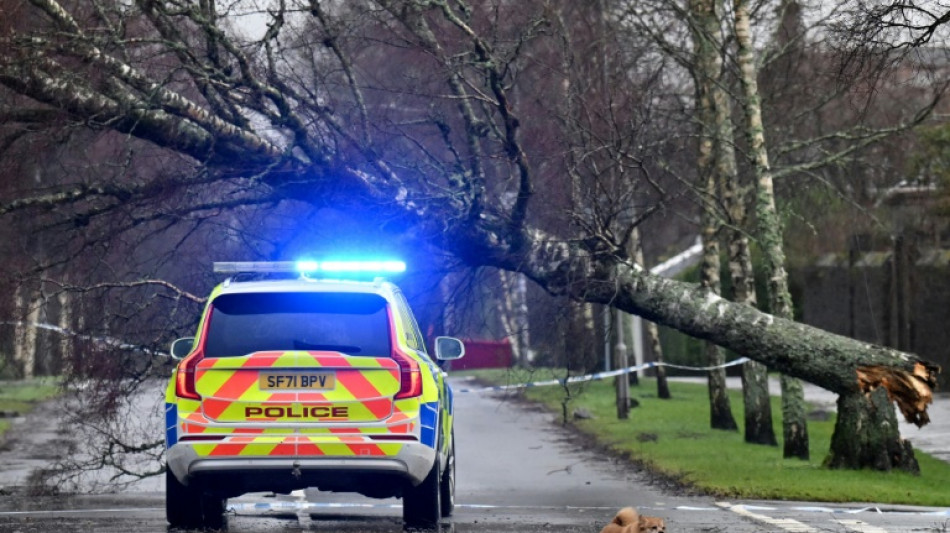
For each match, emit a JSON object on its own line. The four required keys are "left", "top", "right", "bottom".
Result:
{"left": 3, "top": 492, "right": 950, "bottom": 532}
{"left": 1, "top": 377, "right": 949, "bottom": 532}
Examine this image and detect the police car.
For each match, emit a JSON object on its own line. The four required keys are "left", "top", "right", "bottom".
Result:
{"left": 164, "top": 261, "right": 464, "bottom": 529}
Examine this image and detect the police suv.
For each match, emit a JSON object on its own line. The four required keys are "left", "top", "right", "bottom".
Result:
{"left": 164, "top": 261, "right": 464, "bottom": 529}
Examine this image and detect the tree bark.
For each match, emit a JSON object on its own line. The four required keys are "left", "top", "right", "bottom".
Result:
{"left": 647, "top": 321, "right": 671, "bottom": 399}
{"left": 497, "top": 271, "right": 524, "bottom": 364}
{"left": 691, "top": 0, "right": 776, "bottom": 445}
{"left": 734, "top": 0, "right": 809, "bottom": 459}
{"left": 613, "top": 308, "right": 631, "bottom": 418}
{"left": 493, "top": 232, "right": 939, "bottom": 434}
{"left": 725, "top": 203, "right": 777, "bottom": 447}
{"left": 634, "top": 228, "right": 671, "bottom": 400}
{"left": 689, "top": 0, "right": 741, "bottom": 432}
{"left": 13, "top": 285, "right": 39, "bottom": 379}
{"left": 699, "top": 205, "right": 736, "bottom": 429}
{"left": 827, "top": 388, "right": 918, "bottom": 472}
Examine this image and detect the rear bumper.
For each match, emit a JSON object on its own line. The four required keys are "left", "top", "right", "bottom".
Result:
{"left": 167, "top": 438, "right": 435, "bottom": 493}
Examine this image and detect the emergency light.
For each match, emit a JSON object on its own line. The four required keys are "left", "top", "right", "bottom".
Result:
{"left": 213, "top": 260, "right": 406, "bottom": 277}
{"left": 308, "top": 260, "right": 406, "bottom": 274}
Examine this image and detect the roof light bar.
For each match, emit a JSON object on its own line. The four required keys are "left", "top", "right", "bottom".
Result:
{"left": 213, "top": 260, "right": 407, "bottom": 276}
{"left": 213, "top": 262, "right": 298, "bottom": 274}
{"left": 312, "top": 260, "right": 406, "bottom": 274}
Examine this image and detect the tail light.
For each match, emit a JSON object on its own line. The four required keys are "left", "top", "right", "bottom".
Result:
{"left": 175, "top": 349, "right": 203, "bottom": 400}
{"left": 393, "top": 347, "right": 422, "bottom": 399}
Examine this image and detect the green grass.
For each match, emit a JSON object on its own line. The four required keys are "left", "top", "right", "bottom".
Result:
{"left": 0, "top": 377, "right": 61, "bottom": 438}
{"left": 455, "top": 369, "right": 950, "bottom": 507}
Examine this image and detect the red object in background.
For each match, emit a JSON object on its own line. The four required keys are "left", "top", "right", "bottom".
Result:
{"left": 446, "top": 339, "right": 513, "bottom": 370}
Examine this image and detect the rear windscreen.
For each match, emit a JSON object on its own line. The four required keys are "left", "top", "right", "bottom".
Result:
{"left": 203, "top": 292, "right": 391, "bottom": 357}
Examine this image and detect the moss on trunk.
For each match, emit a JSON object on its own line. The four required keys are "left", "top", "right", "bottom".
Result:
{"left": 826, "top": 389, "right": 919, "bottom": 473}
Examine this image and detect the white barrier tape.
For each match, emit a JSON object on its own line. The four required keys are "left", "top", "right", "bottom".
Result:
{"left": 453, "top": 357, "right": 750, "bottom": 393}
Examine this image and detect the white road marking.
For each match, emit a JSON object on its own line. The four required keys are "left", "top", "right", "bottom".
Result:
{"left": 835, "top": 519, "right": 889, "bottom": 532}
{"left": 717, "top": 502, "right": 819, "bottom": 532}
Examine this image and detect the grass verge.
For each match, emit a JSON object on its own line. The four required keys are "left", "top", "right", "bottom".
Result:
{"left": 0, "top": 378, "right": 61, "bottom": 438}
{"left": 455, "top": 369, "right": 950, "bottom": 507}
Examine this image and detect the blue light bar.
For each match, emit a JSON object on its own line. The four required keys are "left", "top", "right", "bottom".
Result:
{"left": 295, "top": 259, "right": 406, "bottom": 275}
{"left": 214, "top": 260, "right": 406, "bottom": 277}
{"left": 296, "top": 260, "right": 320, "bottom": 272}
{"left": 315, "top": 260, "right": 406, "bottom": 274}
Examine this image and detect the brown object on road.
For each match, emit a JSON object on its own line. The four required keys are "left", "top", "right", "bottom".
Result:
{"left": 600, "top": 507, "right": 667, "bottom": 533}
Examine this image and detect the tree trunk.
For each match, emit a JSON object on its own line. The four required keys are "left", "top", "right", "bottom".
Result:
{"left": 733, "top": 0, "right": 809, "bottom": 459}
{"left": 613, "top": 308, "right": 631, "bottom": 419}
{"left": 580, "top": 302, "right": 598, "bottom": 373}
{"left": 709, "top": 4, "right": 776, "bottom": 445}
{"left": 690, "top": 0, "right": 739, "bottom": 431}
{"left": 781, "top": 375, "right": 810, "bottom": 458}
{"left": 827, "top": 388, "right": 918, "bottom": 472}
{"left": 741, "top": 361, "right": 777, "bottom": 445}
{"left": 726, "top": 233, "right": 776, "bottom": 445}
{"left": 688, "top": 0, "right": 774, "bottom": 444}
{"left": 504, "top": 238, "right": 939, "bottom": 436}
{"left": 727, "top": 227, "right": 776, "bottom": 446}
{"left": 634, "top": 228, "right": 671, "bottom": 400}
{"left": 14, "top": 285, "right": 39, "bottom": 379}
{"left": 699, "top": 210, "right": 736, "bottom": 429}
{"left": 647, "top": 322, "right": 671, "bottom": 399}
{"left": 498, "top": 270, "right": 530, "bottom": 365}
{"left": 515, "top": 275, "right": 531, "bottom": 364}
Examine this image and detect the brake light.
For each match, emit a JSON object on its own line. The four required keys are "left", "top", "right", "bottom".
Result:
{"left": 175, "top": 349, "right": 203, "bottom": 400}
{"left": 393, "top": 347, "right": 422, "bottom": 399}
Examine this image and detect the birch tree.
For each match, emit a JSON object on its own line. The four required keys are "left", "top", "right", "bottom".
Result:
{"left": 683, "top": 0, "right": 775, "bottom": 442}
{"left": 688, "top": 0, "right": 739, "bottom": 432}
{"left": 733, "top": 0, "right": 809, "bottom": 459}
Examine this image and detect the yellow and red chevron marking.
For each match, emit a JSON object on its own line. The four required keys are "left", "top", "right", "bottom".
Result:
{"left": 297, "top": 421, "right": 415, "bottom": 435}
{"left": 190, "top": 435, "right": 404, "bottom": 458}
{"left": 191, "top": 436, "right": 290, "bottom": 458}
{"left": 178, "top": 405, "right": 418, "bottom": 435}
{"left": 190, "top": 351, "right": 401, "bottom": 423}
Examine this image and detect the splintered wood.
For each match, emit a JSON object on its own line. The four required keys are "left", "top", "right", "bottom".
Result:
{"left": 856, "top": 362, "right": 940, "bottom": 427}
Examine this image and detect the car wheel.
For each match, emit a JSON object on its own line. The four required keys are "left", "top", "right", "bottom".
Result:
{"left": 166, "top": 469, "right": 226, "bottom": 530}
{"left": 440, "top": 435, "right": 455, "bottom": 517}
{"left": 200, "top": 491, "right": 226, "bottom": 531}
{"left": 403, "top": 456, "right": 441, "bottom": 529}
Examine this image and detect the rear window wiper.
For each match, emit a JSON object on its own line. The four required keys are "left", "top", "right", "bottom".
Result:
{"left": 292, "top": 341, "right": 363, "bottom": 353}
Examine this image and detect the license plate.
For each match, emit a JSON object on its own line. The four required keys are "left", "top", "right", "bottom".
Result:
{"left": 259, "top": 372, "right": 336, "bottom": 390}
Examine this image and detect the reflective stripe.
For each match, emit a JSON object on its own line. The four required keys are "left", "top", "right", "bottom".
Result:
{"left": 419, "top": 401, "right": 438, "bottom": 448}
{"left": 188, "top": 435, "right": 404, "bottom": 458}
{"left": 171, "top": 350, "right": 428, "bottom": 458}
{"left": 165, "top": 403, "right": 178, "bottom": 447}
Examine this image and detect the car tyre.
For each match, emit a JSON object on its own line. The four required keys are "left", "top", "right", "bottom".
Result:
{"left": 440, "top": 435, "right": 455, "bottom": 518}
{"left": 403, "top": 456, "right": 441, "bottom": 529}
{"left": 166, "top": 469, "right": 226, "bottom": 530}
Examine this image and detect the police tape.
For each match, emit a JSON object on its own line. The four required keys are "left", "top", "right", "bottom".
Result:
{"left": 452, "top": 357, "right": 751, "bottom": 393}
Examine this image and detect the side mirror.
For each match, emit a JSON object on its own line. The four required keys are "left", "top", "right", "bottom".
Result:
{"left": 434, "top": 336, "right": 465, "bottom": 361}
{"left": 170, "top": 337, "right": 195, "bottom": 360}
